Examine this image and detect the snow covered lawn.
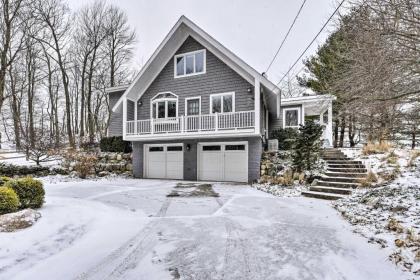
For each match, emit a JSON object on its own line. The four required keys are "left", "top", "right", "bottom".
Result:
{"left": 0, "top": 177, "right": 408, "bottom": 280}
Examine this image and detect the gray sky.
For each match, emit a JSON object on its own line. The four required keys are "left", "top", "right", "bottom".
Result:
{"left": 69, "top": 0, "right": 342, "bottom": 85}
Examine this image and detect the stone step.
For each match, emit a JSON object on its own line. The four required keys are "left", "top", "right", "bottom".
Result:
{"left": 326, "top": 160, "right": 363, "bottom": 164}
{"left": 317, "top": 180, "right": 359, "bottom": 188}
{"left": 321, "top": 176, "right": 362, "bottom": 183}
{"left": 322, "top": 156, "right": 348, "bottom": 160}
{"left": 327, "top": 167, "right": 367, "bottom": 173}
{"left": 328, "top": 164, "right": 366, "bottom": 168}
{"left": 325, "top": 172, "right": 367, "bottom": 178}
{"left": 301, "top": 191, "right": 346, "bottom": 200}
{"left": 310, "top": 186, "right": 352, "bottom": 195}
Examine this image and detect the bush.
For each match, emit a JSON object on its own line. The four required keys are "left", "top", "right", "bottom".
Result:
{"left": 358, "top": 171, "right": 378, "bottom": 187}
{"left": 292, "top": 121, "right": 323, "bottom": 172}
{"left": 270, "top": 128, "right": 299, "bottom": 150}
{"left": 0, "top": 176, "right": 11, "bottom": 187}
{"left": 100, "top": 136, "right": 132, "bottom": 153}
{"left": 362, "top": 142, "right": 391, "bottom": 155}
{"left": 4, "top": 177, "right": 45, "bottom": 209}
{"left": 73, "top": 154, "right": 98, "bottom": 179}
{"left": 0, "top": 187, "right": 20, "bottom": 214}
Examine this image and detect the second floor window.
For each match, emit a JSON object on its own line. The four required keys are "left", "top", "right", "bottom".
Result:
{"left": 151, "top": 92, "right": 178, "bottom": 119}
{"left": 174, "top": 50, "right": 206, "bottom": 78}
{"left": 210, "top": 92, "right": 234, "bottom": 114}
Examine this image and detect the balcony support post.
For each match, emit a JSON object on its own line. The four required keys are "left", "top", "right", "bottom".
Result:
{"left": 254, "top": 78, "right": 261, "bottom": 134}
{"left": 122, "top": 98, "right": 127, "bottom": 139}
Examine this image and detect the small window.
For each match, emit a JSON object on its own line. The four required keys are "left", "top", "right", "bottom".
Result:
{"left": 225, "top": 145, "right": 245, "bottom": 151}
{"left": 151, "top": 92, "right": 178, "bottom": 119}
{"left": 149, "top": 146, "right": 164, "bottom": 152}
{"left": 174, "top": 50, "right": 206, "bottom": 78}
{"left": 167, "top": 146, "right": 183, "bottom": 151}
{"left": 186, "top": 98, "right": 200, "bottom": 116}
{"left": 283, "top": 107, "right": 301, "bottom": 128}
{"left": 202, "top": 145, "right": 221, "bottom": 151}
{"left": 210, "top": 93, "right": 234, "bottom": 114}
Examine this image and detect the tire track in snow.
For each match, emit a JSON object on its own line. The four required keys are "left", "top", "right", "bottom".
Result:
{"left": 76, "top": 220, "right": 160, "bottom": 280}
{"left": 221, "top": 219, "right": 255, "bottom": 280}
{"left": 155, "top": 198, "right": 171, "bottom": 217}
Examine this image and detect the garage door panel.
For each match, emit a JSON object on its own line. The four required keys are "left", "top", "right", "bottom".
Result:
{"left": 198, "top": 142, "right": 248, "bottom": 183}
{"left": 145, "top": 144, "right": 183, "bottom": 179}
{"left": 166, "top": 152, "right": 184, "bottom": 179}
{"left": 199, "top": 152, "right": 223, "bottom": 181}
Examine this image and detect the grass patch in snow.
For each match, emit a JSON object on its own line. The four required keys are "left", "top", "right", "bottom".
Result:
{"left": 168, "top": 183, "right": 219, "bottom": 197}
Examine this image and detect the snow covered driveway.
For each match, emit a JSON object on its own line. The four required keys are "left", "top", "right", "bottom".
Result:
{"left": 0, "top": 178, "right": 407, "bottom": 280}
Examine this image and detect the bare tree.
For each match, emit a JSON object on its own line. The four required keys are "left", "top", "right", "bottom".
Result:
{"left": 104, "top": 4, "right": 136, "bottom": 87}
{"left": 31, "top": 0, "right": 75, "bottom": 147}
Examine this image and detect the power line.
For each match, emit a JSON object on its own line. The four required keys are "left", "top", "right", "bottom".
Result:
{"left": 265, "top": 0, "right": 307, "bottom": 73}
{"left": 275, "top": 0, "right": 346, "bottom": 87}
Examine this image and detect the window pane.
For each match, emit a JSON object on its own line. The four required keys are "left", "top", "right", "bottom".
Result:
{"left": 167, "top": 101, "right": 177, "bottom": 117}
{"left": 176, "top": 56, "right": 185, "bottom": 76}
{"left": 203, "top": 145, "right": 221, "bottom": 151}
{"left": 195, "top": 51, "right": 204, "bottom": 72}
{"left": 167, "top": 146, "right": 183, "bottom": 151}
{"left": 212, "top": 96, "right": 221, "bottom": 113}
{"left": 223, "top": 95, "right": 233, "bottom": 112}
{"left": 158, "top": 102, "right": 165, "bottom": 118}
{"left": 149, "top": 147, "right": 164, "bottom": 152}
{"left": 185, "top": 54, "right": 194, "bottom": 74}
{"left": 225, "top": 145, "right": 245, "bottom": 151}
{"left": 187, "top": 99, "right": 200, "bottom": 115}
{"left": 285, "top": 110, "right": 299, "bottom": 126}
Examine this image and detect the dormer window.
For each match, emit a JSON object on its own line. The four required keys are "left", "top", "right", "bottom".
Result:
{"left": 174, "top": 49, "right": 206, "bottom": 78}
{"left": 151, "top": 92, "right": 178, "bottom": 119}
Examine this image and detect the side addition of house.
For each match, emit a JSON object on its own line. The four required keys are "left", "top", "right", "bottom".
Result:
{"left": 107, "top": 16, "right": 334, "bottom": 183}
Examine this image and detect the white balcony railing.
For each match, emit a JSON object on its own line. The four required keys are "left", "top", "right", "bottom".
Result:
{"left": 125, "top": 111, "right": 255, "bottom": 136}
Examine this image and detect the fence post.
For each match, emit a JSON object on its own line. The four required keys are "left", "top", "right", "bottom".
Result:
{"left": 215, "top": 113, "right": 219, "bottom": 131}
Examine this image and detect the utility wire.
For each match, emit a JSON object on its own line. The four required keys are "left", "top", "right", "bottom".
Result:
{"left": 265, "top": 0, "right": 307, "bottom": 73}
{"left": 275, "top": 0, "right": 346, "bottom": 87}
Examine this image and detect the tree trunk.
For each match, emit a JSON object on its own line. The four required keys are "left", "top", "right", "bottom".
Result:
{"left": 333, "top": 119, "right": 339, "bottom": 148}
{"left": 339, "top": 116, "right": 346, "bottom": 148}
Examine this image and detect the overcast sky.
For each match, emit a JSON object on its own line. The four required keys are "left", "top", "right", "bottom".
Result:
{"left": 68, "top": 0, "right": 342, "bottom": 85}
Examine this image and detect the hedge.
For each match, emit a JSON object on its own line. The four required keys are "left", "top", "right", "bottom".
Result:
{"left": 0, "top": 187, "right": 19, "bottom": 215}
{"left": 100, "top": 136, "right": 132, "bottom": 153}
{"left": 0, "top": 163, "right": 50, "bottom": 177}
{"left": 4, "top": 177, "right": 45, "bottom": 209}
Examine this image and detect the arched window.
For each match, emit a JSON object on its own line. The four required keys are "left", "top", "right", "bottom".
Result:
{"left": 150, "top": 92, "right": 178, "bottom": 119}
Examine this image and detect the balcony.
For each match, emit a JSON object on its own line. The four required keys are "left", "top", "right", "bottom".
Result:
{"left": 125, "top": 111, "right": 255, "bottom": 139}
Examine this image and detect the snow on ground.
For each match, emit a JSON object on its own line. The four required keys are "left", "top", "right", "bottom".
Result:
{"left": 252, "top": 183, "right": 308, "bottom": 197}
{"left": 336, "top": 148, "right": 420, "bottom": 276}
{"left": 0, "top": 177, "right": 409, "bottom": 280}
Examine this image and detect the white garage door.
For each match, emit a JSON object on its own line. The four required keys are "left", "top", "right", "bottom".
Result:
{"left": 198, "top": 142, "right": 248, "bottom": 182}
{"left": 144, "top": 144, "right": 183, "bottom": 179}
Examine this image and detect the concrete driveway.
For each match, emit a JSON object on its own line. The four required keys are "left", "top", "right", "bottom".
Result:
{"left": 0, "top": 178, "right": 406, "bottom": 280}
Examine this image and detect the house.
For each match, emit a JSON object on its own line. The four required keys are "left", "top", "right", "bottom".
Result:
{"left": 107, "top": 16, "right": 334, "bottom": 183}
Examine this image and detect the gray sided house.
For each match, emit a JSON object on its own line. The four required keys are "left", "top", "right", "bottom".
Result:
{"left": 107, "top": 16, "right": 334, "bottom": 183}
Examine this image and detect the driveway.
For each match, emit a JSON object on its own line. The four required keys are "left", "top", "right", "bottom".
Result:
{"left": 0, "top": 178, "right": 406, "bottom": 280}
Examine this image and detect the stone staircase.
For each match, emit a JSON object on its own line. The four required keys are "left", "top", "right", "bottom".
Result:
{"left": 302, "top": 149, "right": 367, "bottom": 200}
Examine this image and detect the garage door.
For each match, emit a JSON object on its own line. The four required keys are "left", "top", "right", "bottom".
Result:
{"left": 198, "top": 142, "right": 248, "bottom": 182}
{"left": 144, "top": 144, "right": 183, "bottom": 179}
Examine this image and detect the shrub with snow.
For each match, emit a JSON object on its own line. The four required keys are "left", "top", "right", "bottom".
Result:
{"left": 4, "top": 177, "right": 45, "bottom": 209}
{"left": 0, "top": 187, "right": 20, "bottom": 215}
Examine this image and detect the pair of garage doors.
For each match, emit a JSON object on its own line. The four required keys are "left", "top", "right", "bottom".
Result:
{"left": 143, "top": 142, "right": 248, "bottom": 182}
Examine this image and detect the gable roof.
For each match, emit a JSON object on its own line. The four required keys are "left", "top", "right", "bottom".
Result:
{"left": 112, "top": 15, "right": 281, "bottom": 113}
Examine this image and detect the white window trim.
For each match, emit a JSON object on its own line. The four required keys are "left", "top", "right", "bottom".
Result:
{"left": 282, "top": 107, "right": 302, "bottom": 128}
{"left": 184, "top": 96, "right": 202, "bottom": 116}
{"left": 209, "top": 92, "right": 235, "bottom": 114}
{"left": 150, "top": 91, "right": 179, "bottom": 120}
{"left": 174, "top": 49, "right": 206, "bottom": 78}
